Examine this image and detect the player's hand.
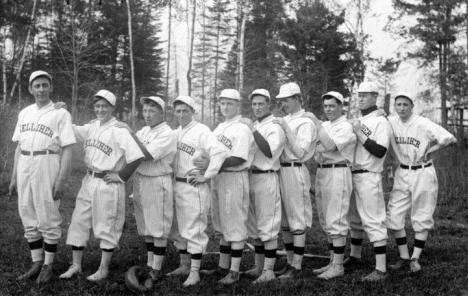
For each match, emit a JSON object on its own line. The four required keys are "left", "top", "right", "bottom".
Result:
{"left": 104, "top": 172, "right": 123, "bottom": 184}
{"left": 54, "top": 102, "right": 67, "bottom": 110}
{"left": 376, "top": 109, "right": 387, "bottom": 117}
{"left": 188, "top": 172, "right": 208, "bottom": 186}
{"left": 8, "top": 178, "right": 17, "bottom": 202}
{"left": 271, "top": 117, "right": 287, "bottom": 130}
{"left": 52, "top": 179, "right": 65, "bottom": 201}
{"left": 302, "top": 112, "right": 320, "bottom": 125}
{"left": 193, "top": 156, "right": 210, "bottom": 170}
{"left": 238, "top": 117, "right": 255, "bottom": 132}
{"left": 348, "top": 119, "right": 361, "bottom": 134}
{"left": 115, "top": 121, "right": 133, "bottom": 133}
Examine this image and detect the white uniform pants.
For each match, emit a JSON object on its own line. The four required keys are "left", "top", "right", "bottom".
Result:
{"left": 316, "top": 167, "right": 352, "bottom": 238}
{"left": 211, "top": 171, "right": 249, "bottom": 242}
{"left": 133, "top": 173, "right": 173, "bottom": 238}
{"left": 279, "top": 165, "right": 312, "bottom": 232}
{"left": 17, "top": 154, "right": 62, "bottom": 243}
{"left": 169, "top": 181, "right": 210, "bottom": 254}
{"left": 348, "top": 172, "right": 387, "bottom": 242}
{"left": 66, "top": 174, "right": 126, "bottom": 249}
{"left": 246, "top": 172, "right": 282, "bottom": 242}
{"left": 386, "top": 166, "right": 438, "bottom": 232}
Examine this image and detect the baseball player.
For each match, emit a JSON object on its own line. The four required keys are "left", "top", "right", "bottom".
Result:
{"left": 9, "top": 71, "right": 76, "bottom": 284}
{"left": 240, "top": 89, "right": 286, "bottom": 283}
{"left": 346, "top": 82, "right": 392, "bottom": 281}
{"left": 272, "top": 82, "right": 317, "bottom": 279}
{"left": 303, "top": 91, "right": 356, "bottom": 280}
{"left": 59, "top": 90, "right": 145, "bottom": 282}
{"left": 200, "top": 89, "right": 254, "bottom": 285}
{"left": 386, "top": 91, "right": 456, "bottom": 272}
{"left": 132, "top": 96, "right": 177, "bottom": 282}
{"left": 167, "top": 96, "right": 228, "bottom": 287}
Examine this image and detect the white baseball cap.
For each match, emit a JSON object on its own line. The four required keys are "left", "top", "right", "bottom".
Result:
{"left": 174, "top": 95, "right": 195, "bottom": 109}
{"left": 248, "top": 89, "right": 270, "bottom": 100}
{"left": 276, "top": 82, "right": 301, "bottom": 99}
{"left": 394, "top": 91, "right": 414, "bottom": 103}
{"left": 321, "top": 91, "right": 344, "bottom": 104}
{"left": 29, "top": 70, "right": 52, "bottom": 85}
{"left": 94, "top": 89, "right": 116, "bottom": 106}
{"left": 358, "top": 82, "right": 379, "bottom": 93}
{"left": 140, "top": 96, "right": 165, "bottom": 110}
{"left": 219, "top": 89, "right": 241, "bottom": 101}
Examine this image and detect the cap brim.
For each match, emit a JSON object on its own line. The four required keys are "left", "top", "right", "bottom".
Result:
{"left": 94, "top": 96, "right": 114, "bottom": 106}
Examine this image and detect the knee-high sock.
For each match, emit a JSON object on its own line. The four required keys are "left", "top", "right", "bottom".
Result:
{"left": 332, "top": 236, "right": 346, "bottom": 265}
{"left": 230, "top": 241, "right": 244, "bottom": 272}
{"left": 152, "top": 238, "right": 167, "bottom": 271}
{"left": 71, "top": 246, "right": 84, "bottom": 267}
{"left": 190, "top": 253, "right": 202, "bottom": 271}
{"left": 28, "top": 239, "right": 44, "bottom": 262}
{"left": 328, "top": 236, "right": 334, "bottom": 261}
{"left": 374, "top": 240, "right": 386, "bottom": 273}
{"left": 282, "top": 229, "right": 294, "bottom": 264}
{"left": 44, "top": 242, "right": 57, "bottom": 265}
{"left": 219, "top": 237, "right": 232, "bottom": 270}
{"left": 394, "top": 229, "right": 409, "bottom": 259}
{"left": 100, "top": 249, "right": 114, "bottom": 272}
{"left": 350, "top": 230, "right": 365, "bottom": 258}
{"left": 412, "top": 231, "right": 428, "bottom": 259}
{"left": 292, "top": 231, "right": 306, "bottom": 270}
{"left": 264, "top": 240, "right": 277, "bottom": 271}
{"left": 253, "top": 239, "right": 265, "bottom": 270}
{"left": 145, "top": 237, "right": 154, "bottom": 268}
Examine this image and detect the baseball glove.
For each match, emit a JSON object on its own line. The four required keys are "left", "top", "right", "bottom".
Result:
{"left": 125, "top": 265, "right": 154, "bottom": 293}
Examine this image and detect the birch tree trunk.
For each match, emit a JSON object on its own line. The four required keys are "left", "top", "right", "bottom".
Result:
{"left": 187, "top": 0, "right": 196, "bottom": 96}
{"left": 165, "top": 0, "right": 172, "bottom": 117}
{"left": 126, "top": 0, "right": 136, "bottom": 127}
{"left": 238, "top": 1, "right": 246, "bottom": 93}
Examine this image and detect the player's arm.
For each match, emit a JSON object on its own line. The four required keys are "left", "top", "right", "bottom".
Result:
{"left": 423, "top": 123, "right": 457, "bottom": 161}
{"left": 220, "top": 157, "right": 246, "bottom": 170}
{"left": 8, "top": 144, "right": 21, "bottom": 198}
{"left": 272, "top": 117, "right": 311, "bottom": 158}
{"left": 52, "top": 144, "right": 73, "bottom": 200}
{"left": 349, "top": 119, "right": 387, "bottom": 158}
{"left": 130, "top": 133, "right": 153, "bottom": 161}
{"left": 238, "top": 118, "right": 272, "bottom": 158}
{"left": 302, "top": 112, "right": 335, "bottom": 151}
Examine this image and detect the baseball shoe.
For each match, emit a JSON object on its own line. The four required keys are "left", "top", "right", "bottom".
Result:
{"left": 86, "top": 268, "right": 108, "bottom": 281}
{"left": 242, "top": 266, "right": 262, "bottom": 278}
{"left": 278, "top": 266, "right": 302, "bottom": 280}
{"left": 36, "top": 264, "right": 53, "bottom": 284}
{"left": 313, "top": 262, "right": 332, "bottom": 274}
{"left": 182, "top": 271, "right": 200, "bottom": 287}
{"left": 389, "top": 258, "right": 410, "bottom": 271}
{"left": 361, "top": 269, "right": 387, "bottom": 282}
{"left": 410, "top": 258, "right": 421, "bottom": 273}
{"left": 59, "top": 264, "right": 82, "bottom": 279}
{"left": 252, "top": 269, "right": 275, "bottom": 284}
{"left": 16, "top": 261, "right": 43, "bottom": 281}
{"left": 167, "top": 265, "right": 190, "bottom": 276}
{"left": 150, "top": 269, "right": 164, "bottom": 282}
{"left": 199, "top": 266, "right": 229, "bottom": 277}
{"left": 218, "top": 270, "right": 240, "bottom": 285}
{"left": 317, "top": 264, "right": 344, "bottom": 280}
{"left": 343, "top": 256, "right": 363, "bottom": 268}
{"left": 274, "top": 263, "right": 291, "bottom": 276}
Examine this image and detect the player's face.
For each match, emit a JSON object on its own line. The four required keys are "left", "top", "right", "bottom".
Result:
{"left": 357, "top": 92, "right": 377, "bottom": 110}
{"left": 174, "top": 103, "right": 194, "bottom": 127}
{"left": 29, "top": 77, "right": 52, "bottom": 106}
{"left": 143, "top": 103, "right": 163, "bottom": 127}
{"left": 323, "top": 98, "right": 342, "bottom": 121}
{"left": 251, "top": 95, "right": 270, "bottom": 118}
{"left": 279, "top": 96, "right": 299, "bottom": 114}
{"left": 219, "top": 98, "right": 239, "bottom": 120}
{"left": 394, "top": 97, "right": 414, "bottom": 121}
{"left": 94, "top": 99, "right": 114, "bottom": 123}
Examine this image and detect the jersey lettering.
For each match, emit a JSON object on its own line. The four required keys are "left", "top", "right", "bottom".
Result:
{"left": 218, "top": 135, "right": 233, "bottom": 150}
{"left": 20, "top": 123, "right": 54, "bottom": 138}
{"left": 85, "top": 139, "right": 113, "bottom": 156}
{"left": 178, "top": 142, "right": 195, "bottom": 156}
{"left": 394, "top": 136, "right": 420, "bottom": 148}
{"left": 361, "top": 124, "right": 372, "bottom": 137}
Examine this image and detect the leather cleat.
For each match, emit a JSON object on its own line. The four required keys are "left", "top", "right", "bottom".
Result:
{"left": 343, "top": 256, "right": 363, "bottom": 268}
{"left": 274, "top": 263, "right": 291, "bottom": 276}
{"left": 86, "top": 268, "right": 108, "bottom": 281}
{"left": 313, "top": 262, "right": 332, "bottom": 274}
{"left": 167, "top": 265, "right": 190, "bottom": 276}
{"left": 36, "top": 264, "right": 53, "bottom": 284}
{"left": 242, "top": 266, "right": 262, "bottom": 278}
{"left": 252, "top": 269, "right": 276, "bottom": 284}
{"left": 278, "top": 266, "right": 302, "bottom": 280}
{"left": 410, "top": 258, "right": 421, "bottom": 273}
{"left": 183, "top": 271, "right": 200, "bottom": 287}
{"left": 17, "top": 261, "right": 43, "bottom": 281}
{"left": 361, "top": 269, "right": 387, "bottom": 282}
{"left": 218, "top": 270, "right": 240, "bottom": 285}
{"left": 317, "top": 264, "right": 344, "bottom": 280}
{"left": 150, "top": 269, "right": 164, "bottom": 282}
{"left": 59, "top": 264, "right": 82, "bottom": 279}
{"left": 199, "top": 266, "right": 229, "bottom": 277}
{"left": 389, "top": 258, "right": 410, "bottom": 271}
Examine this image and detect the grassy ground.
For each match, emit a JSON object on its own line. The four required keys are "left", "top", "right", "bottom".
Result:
{"left": 0, "top": 147, "right": 467, "bottom": 295}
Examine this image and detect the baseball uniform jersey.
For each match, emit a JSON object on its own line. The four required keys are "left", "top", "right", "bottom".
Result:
{"left": 211, "top": 115, "right": 254, "bottom": 242}
{"left": 12, "top": 101, "right": 76, "bottom": 244}
{"left": 133, "top": 122, "right": 177, "bottom": 239}
{"left": 279, "top": 109, "right": 317, "bottom": 232}
{"left": 386, "top": 114, "right": 455, "bottom": 232}
{"left": 246, "top": 114, "right": 286, "bottom": 242}
{"left": 169, "top": 120, "right": 227, "bottom": 254}
{"left": 66, "top": 118, "right": 144, "bottom": 249}
{"left": 314, "top": 115, "right": 356, "bottom": 238}
{"left": 348, "top": 110, "right": 392, "bottom": 242}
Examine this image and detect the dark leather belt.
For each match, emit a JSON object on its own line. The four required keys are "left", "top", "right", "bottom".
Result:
{"left": 88, "top": 170, "right": 106, "bottom": 178}
{"left": 251, "top": 169, "right": 276, "bottom": 174}
{"left": 352, "top": 169, "right": 369, "bottom": 174}
{"left": 280, "top": 162, "right": 302, "bottom": 167}
{"left": 400, "top": 163, "right": 433, "bottom": 170}
{"left": 318, "top": 163, "right": 348, "bottom": 169}
{"left": 175, "top": 177, "right": 188, "bottom": 183}
{"left": 21, "top": 150, "right": 58, "bottom": 156}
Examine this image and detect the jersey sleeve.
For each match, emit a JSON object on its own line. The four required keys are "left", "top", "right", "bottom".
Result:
{"left": 230, "top": 124, "right": 254, "bottom": 161}
{"left": 266, "top": 124, "right": 286, "bottom": 157}
{"left": 200, "top": 128, "right": 228, "bottom": 179}
{"left": 145, "top": 129, "right": 177, "bottom": 161}
{"left": 73, "top": 124, "right": 92, "bottom": 142}
{"left": 292, "top": 121, "right": 314, "bottom": 158}
{"left": 425, "top": 118, "right": 455, "bottom": 145}
{"left": 369, "top": 118, "right": 391, "bottom": 149}
{"left": 333, "top": 122, "right": 357, "bottom": 152}
{"left": 57, "top": 111, "right": 77, "bottom": 147}
{"left": 11, "top": 111, "right": 23, "bottom": 142}
{"left": 116, "top": 128, "right": 145, "bottom": 163}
